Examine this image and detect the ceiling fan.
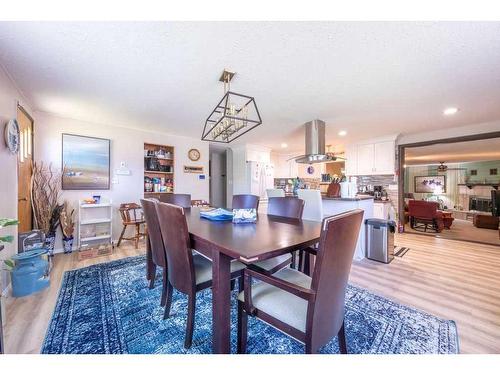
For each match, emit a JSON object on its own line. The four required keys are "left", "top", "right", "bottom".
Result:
{"left": 430, "top": 162, "right": 467, "bottom": 172}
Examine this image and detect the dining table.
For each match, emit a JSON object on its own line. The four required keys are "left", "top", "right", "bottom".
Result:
{"left": 146, "top": 207, "right": 322, "bottom": 354}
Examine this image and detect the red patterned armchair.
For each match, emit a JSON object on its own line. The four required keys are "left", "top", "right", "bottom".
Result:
{"left": 408, "top": 200, "right": 444, "bottom": 233}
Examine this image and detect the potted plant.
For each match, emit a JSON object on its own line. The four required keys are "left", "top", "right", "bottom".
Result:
{"left": 31, "top": 162, "right": 63, "bottom": 256}
{"left": 1, "top": 217, "right": 18, "bottom": 353}
{"left": 60, "top": 201, "right": 75, "bottom": 254}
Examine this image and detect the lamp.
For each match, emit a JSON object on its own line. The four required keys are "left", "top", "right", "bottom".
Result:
{"left": 201, "top": 70, "right": 262, "bottom": 143}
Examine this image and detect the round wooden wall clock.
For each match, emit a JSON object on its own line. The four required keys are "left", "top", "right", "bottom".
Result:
{"left": 4, "top": 119, "right": 20, "bottom": 153}
{"left": 188, "top": 148, "right": 201, "bottom": 161}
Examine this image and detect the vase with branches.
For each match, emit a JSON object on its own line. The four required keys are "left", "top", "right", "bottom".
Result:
{"left": 60, "top": 201, "right": 75, "bottom": 253}
{"left": 31, "top": 162, "right": 63, "bottom": 256}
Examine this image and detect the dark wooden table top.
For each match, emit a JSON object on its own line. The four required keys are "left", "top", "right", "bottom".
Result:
{"left": 184, "top": 207, "right": 322, "bottom": 263}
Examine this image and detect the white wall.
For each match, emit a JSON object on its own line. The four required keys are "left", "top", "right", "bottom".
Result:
{"left": 34, "top": 112, "right": 209, "bottom": 251}
{"left": 0, "top": 64, "right": 33, "bottom": 293}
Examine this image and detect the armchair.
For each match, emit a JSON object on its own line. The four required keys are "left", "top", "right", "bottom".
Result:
{"left": 237, "top": 209, "right": 364, "bottom": 354}
{"left": 408, "top": 200, "right": 444, "bottom": 233}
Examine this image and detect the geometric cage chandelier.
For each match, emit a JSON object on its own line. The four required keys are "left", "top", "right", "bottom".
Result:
{"left": 201, "top": 69, "right": 262, "bottom": 143}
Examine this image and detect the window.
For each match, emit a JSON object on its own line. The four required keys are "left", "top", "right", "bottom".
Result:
{"left": 470, "top": 169, "right": 477, "bottom": 176}
{"left": 490, "top": 168, "right": 498, "bottom": 176}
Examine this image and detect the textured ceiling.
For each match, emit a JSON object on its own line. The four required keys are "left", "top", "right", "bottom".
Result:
{"left": 1, "top": 22, "right": 500, "bottom": 152}
{"left": 405, "top": 137, "right": 500, "bottom": 165}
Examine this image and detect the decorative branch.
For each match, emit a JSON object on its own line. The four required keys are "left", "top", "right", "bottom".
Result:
{"left": 60, "top": 201, "right": 75, "bottom": 238}
{"left": 31, "top": 162, "right": 62, "bottom": 234}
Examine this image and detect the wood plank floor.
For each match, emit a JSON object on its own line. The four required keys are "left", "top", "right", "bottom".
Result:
{"left": 3, "top": 233, "right": 500, "bottom": 354}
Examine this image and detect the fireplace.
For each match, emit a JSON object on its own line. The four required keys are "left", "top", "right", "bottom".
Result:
{"left": 469, "top": 196, "right": 492, "bottom": 212}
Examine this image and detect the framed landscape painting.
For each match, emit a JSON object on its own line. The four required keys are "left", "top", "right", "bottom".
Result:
{"left": 62, "top": 134, "right": 110, "bottom": 190}
{"left": 414, "top": 175, "right": 446, "bottom": 194}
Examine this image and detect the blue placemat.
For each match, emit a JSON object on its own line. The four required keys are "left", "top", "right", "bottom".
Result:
{"left": 199, "top": 208, "right": 234, "bottom": 221}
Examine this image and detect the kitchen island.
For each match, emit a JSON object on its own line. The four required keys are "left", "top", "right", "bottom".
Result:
{"left": 322, "top": 195, "right": 374, "bottom": 260}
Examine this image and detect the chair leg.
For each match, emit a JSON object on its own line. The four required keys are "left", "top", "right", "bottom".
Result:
{"left": 338, "top": 321, "right": 348, "bottom": 354}
{"left": 134, "top": 224, "right": 140, "bottom": 249}
{"left": 117, "top": 225, "right": 127, "bottom": 247}
{"left": 237, "top": 300, "right": 248, "bottom": 354}
{"left": 160, "top": 267, "right": 168, "bottom": 307}
{"left": 184, "top": 294, "right": 196, "bottom": 349}
{"left": 163, "top": 282, "right": 173, "bottom": 320}
{"left": 148, "top": 263, "right": 157, "bottom": 289}
{"left": 298, "top": 250, "right": 304, "bottom": 272}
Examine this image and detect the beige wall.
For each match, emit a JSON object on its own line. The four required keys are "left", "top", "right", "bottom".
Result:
{"left": 34, "top": 112, "right": 209, "bottom": 252}
{"left": 0, "top": 64, "right": 33, "bottom": 292}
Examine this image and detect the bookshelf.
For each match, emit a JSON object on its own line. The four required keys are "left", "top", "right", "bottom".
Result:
{"left": 144, "top": 142, "right": 174, "bottom": 199}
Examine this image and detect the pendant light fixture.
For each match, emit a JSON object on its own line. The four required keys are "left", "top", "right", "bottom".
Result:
{"left": 201, "top": 69, "right": 262, "bottom": 143}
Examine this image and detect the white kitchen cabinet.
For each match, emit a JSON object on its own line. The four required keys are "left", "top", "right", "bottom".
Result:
{"left": 373, "top": 141, "right": 395, "bottom": 174}
{"left": 372, "top": 202, "right": 392, "bottom": 220}
{"left": 344, "top": 144, "right": 358, "bottom": 176}
{"left": 345, "top": 136, "right": 397, "bottom": 176}
{"left": 356, "top": 143, "right": 375, "bottom": 175}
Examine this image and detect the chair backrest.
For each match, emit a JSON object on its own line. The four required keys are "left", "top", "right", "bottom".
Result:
{"left": 119, "top": 203, "right": 142, "bottom": 223}
{"left": 159, "top": 193, "right": 192, "bottom": 208}
{"left": 408, "top": 200, "right": 439, "bottom": 219}
{"left": 267, "top": 197, "right": 304, "bottom": 219}
{"left": 491, "top": 190, "right": 500, "bottom": 217}
{"left": 140, "top": 198, "right": 166, "bottom": 268}
{"left": 155, "top": 202, "right": 195, "bottom": 294}
{"left": 306, "top": 209, "right": 363, "bottom": 350}
{"left": 297, "top": 189, "right": 323, "bottom": 222}
{"left": 266, "top": 189, "right": 285, "bottom": 198}
{"left": 232, "top": 194, "right": 260, "bottom": 210}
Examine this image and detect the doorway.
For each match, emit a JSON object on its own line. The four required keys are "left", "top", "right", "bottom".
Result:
{"left": 209, "top": 146, "right": 228, "bottom": 208}
{"left": 398, "top": 132, "right": 500, "bottom": 246}
{"left": 17, "top": 105, "right": 34, "bottom": 233}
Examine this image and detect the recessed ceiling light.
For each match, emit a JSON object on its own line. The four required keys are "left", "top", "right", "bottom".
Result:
{"left": 443, "top": 107, "right": 459, "bottom": 116}
{"left": 280, "top": 143, "right": 288, "bottom": 148}
{"left": 338, "top": 130, "right": 347, "bottom": 136}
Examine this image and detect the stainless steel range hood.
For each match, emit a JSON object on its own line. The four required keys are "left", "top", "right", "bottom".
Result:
{"left": 294, "top": 119, "right": 335, "bottom": 164}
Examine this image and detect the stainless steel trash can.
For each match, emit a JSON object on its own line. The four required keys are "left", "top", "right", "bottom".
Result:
{"left": 365, "top": 218, "right": 395, "bottom": 263}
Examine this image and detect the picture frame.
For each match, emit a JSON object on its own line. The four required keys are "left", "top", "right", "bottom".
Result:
{"left": 414, "top": 175, "right": 446, "bottom": 194}
{"left": 62, "top": 134, "right": 111, "bottom": 190}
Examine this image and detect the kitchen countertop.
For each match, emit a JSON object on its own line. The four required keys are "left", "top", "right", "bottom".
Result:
{"left": 321, "top": 195, "right": 374, "bottom": 201}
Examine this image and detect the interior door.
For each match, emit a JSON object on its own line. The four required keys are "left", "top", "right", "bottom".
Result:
{"left": 17, "top": 105, "right": 34, "bottom": 233}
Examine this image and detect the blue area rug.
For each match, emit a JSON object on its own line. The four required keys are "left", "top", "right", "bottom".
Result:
{"left": 42, "top": 256, "right": 459, "bottom": 354}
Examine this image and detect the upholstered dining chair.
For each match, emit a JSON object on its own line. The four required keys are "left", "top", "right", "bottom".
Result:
{"left": 159, "top": 193, "right": 192, "bottom": 208}
{"left": 140, "top": 198, "right": 169, "bottom": 306}
{"left": 117, "top": 203, "right": 146, "bottom": 249}
{"left": 232, "top": 194, "right": 260, "bottom": 210}
{"left": 237, "top": 209, "right": 364, "bottom": 354}
{"left": 297, "top": 189, "right": 324, "bottom": 274}
{"left": 266, "top": 188, "right": 285, "bottom": 198}
{"left": 155, "top": 201, "right": 246, "bottom": 349}
{"left": 251, "top": 197, "right": 305, "bottom": 275}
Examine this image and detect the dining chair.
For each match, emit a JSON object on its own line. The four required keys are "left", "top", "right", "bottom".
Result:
{"left": 267, "top": 197, "right": 304, "bottom": 219}
{"left": 155, "top": 201, "right": 246, "bottom": 349}
{"left": 266, "top": 188, "right": 285, "bottom": 198}
{"left": 117, "top": 203, "right": 146, "bottom": 249}
{"left": 297, "top": 189, "right": 323, "bottom": 221}
{"left": 232, "top": 194, "right": 260, "bottom": 210}
{"left": 140, "top": 198, "right": 169, "bottom": 306}
{"left": 297, "top": 189, "right": 323, "bottom": 273}
{"left": 237, "top": 209, "right": 364, "bottom": 354}
{"left": 159, "top": 193, "right": 192, "bottom": 208}
{"left": 250, "top": 197, "right": 304, "bottom": 275}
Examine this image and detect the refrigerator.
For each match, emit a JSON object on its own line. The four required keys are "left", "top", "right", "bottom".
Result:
{"left": 246, "top": 161, "right": 275, "bottom": 200}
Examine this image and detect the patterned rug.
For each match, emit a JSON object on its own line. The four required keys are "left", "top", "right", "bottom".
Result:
{"left": 42, "top": 256, "right": 459, "bottom": 354}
